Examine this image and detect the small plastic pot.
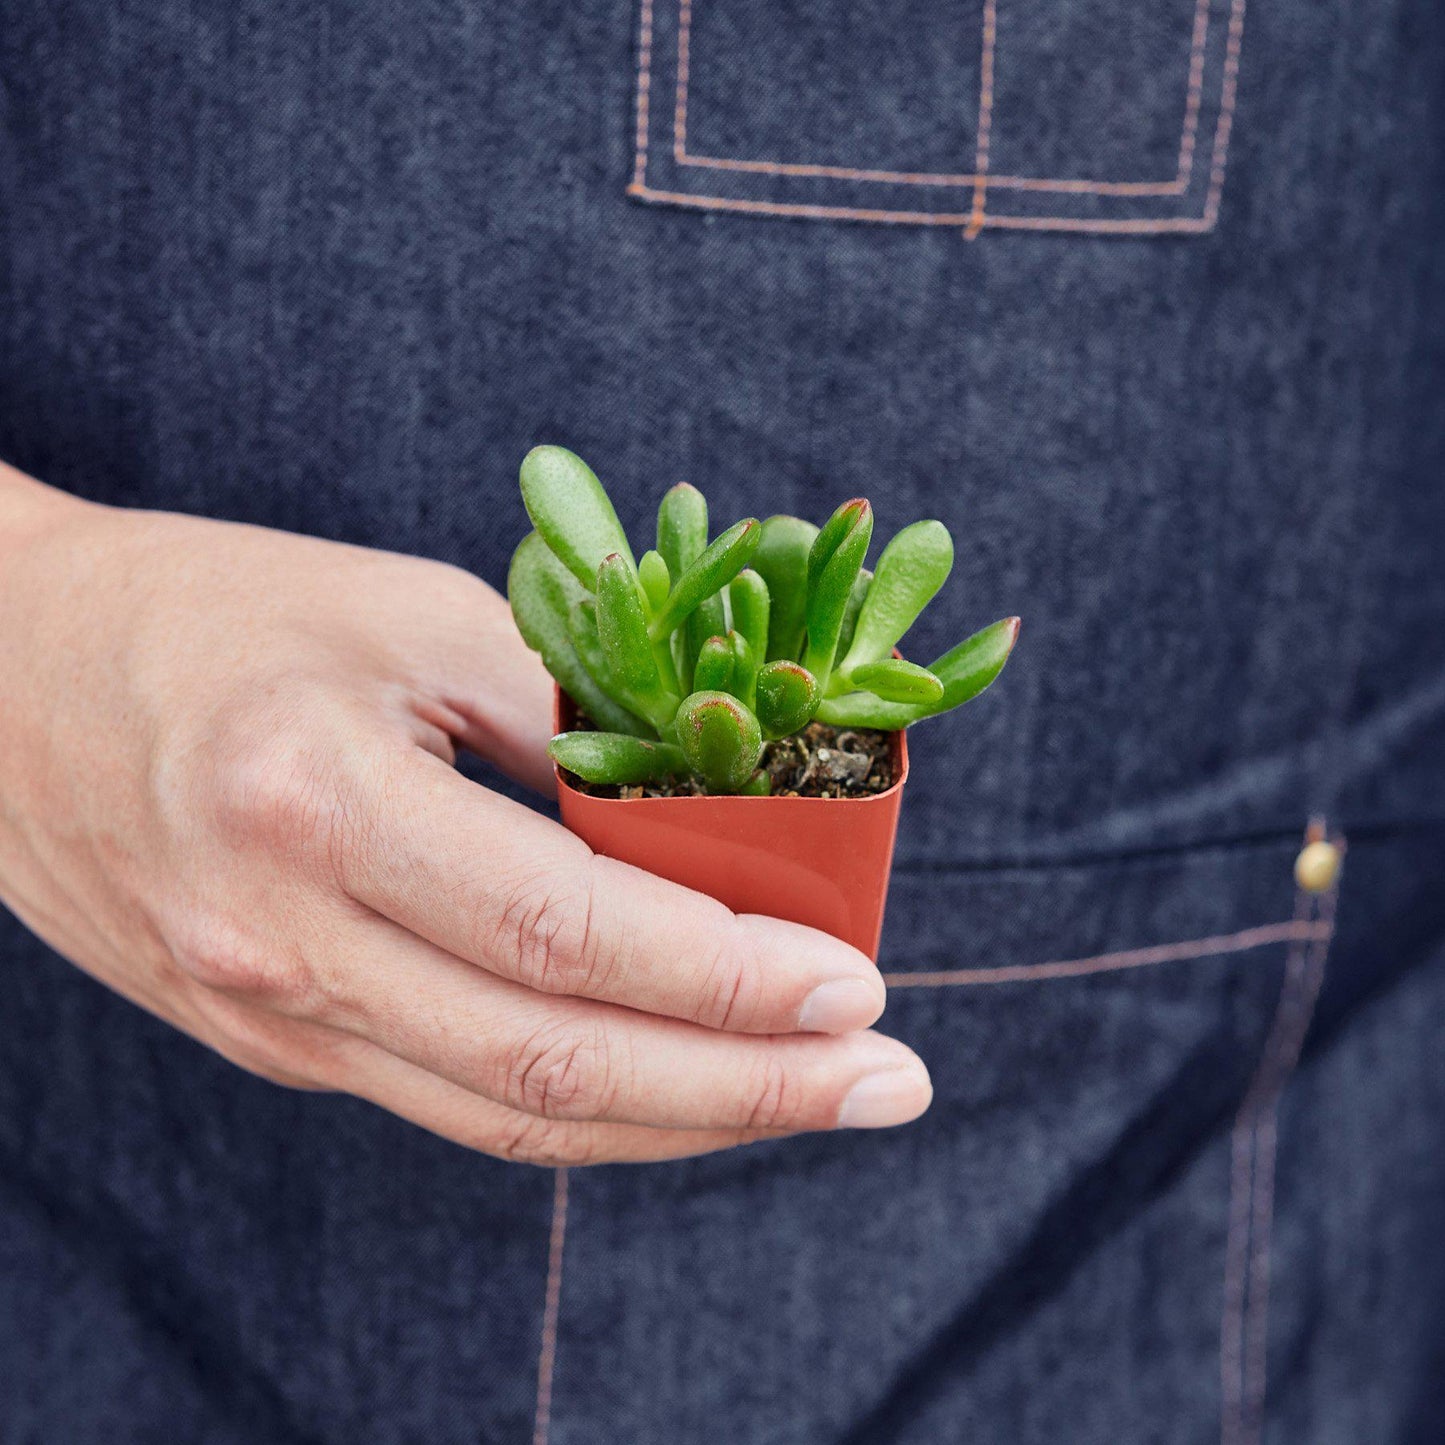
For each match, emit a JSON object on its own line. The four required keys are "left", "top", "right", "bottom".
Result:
{"left": 552, "top": 689, "right": 908, "bottom": 959}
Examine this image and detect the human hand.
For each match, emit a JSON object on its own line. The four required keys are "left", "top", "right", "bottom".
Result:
{"left": 0, "top": 463, "right": 931, "bottom": 1165}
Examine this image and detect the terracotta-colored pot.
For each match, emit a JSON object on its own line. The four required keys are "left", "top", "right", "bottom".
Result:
{"left": 552, "top": 689, "right": 908, "bottom": 959}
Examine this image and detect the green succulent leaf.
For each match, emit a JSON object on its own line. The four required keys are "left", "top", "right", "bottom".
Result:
{"left": 739, "top": 770, "right": 773, "bottom": 797}
{"left": 838, "top": 520, "right": 953, "bottom": 677}
{"left": 755, "top": 660, "right": 820, "bottom": 739}
{"left": 924, "top": 615, "right": 1021, "bottom": 711}
{"left": 680, "top": 594, "right": 727, "bottom": 695}
{"left": 728, "top": 630, "right": 758, "bottom": 708}
{"left": 508, "top": 533, "right": 649, "bottom": 736}
{"left": 689, "top": 630, "right": 756, "bottom": 705}
{"left": 803, "top": 499, "right": 873, "bottom": 691}
{"left": 638, "top": 550, "right": 672, "bottom": 613}
{"left": 566, "top": 596, "right": 608, "bottom": 676}
{"left": 519, "top": 445, "right": 635, "bottom": 589}
{"left": 638, "top": 552, "right": 682, "bottom": 696}
{"left": 548, "top": 732, "right": 688, "bottom": 786}
{"left": 648, "top": 518, "right": 762, "bottom": 641}
{"left": 752, "top": 515, "right": 819, "bottom": 661}
{"left": 656, "top": 482, "right": 723, "bottom": 692}
{"left": 729, "top": 569, "right": 770, "bottom": 665}
{"left": 850, "top": 657, "right": 945, "bottom": 704}
{"left": 803, "top": 692, "right": 911, "bottom": 730}
{"left": 675, "top": 690, "right": 764, "bottom": 793}
{"left": 516, "top": 448, "right": 1018, "bottom": 787}
{"left": 652, "top": 636, "right": 682, "bottom": 700}
{"left": 806, "top": 498, "right": 866, "bottom": 591}
{"left": 509, "top": 530, "right": 578, "bottom": 654}
{"left": 834, "top": 567, "right": 872, "bottom": 662}
{"left": 816, "top": 616, "right": 1020, "bottom": 728}
{"left": 596, "top": 553, "right": 678, "bottom": 731}
{"left": 656, "top": 483, "right": 708, "bottom": 579}
{"left": 692, "top": 634, "right": 736, "bottom": 693}
{"left": 566, "top": 599, "right": 656, "bottom": 732}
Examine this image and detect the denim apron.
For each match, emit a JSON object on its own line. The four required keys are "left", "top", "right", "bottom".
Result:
{"left": 2, "top": 3, "right": 1443, "bottom": 1442}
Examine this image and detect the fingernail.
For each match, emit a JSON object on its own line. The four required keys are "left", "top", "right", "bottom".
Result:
{"left": 798, "top": 977, "right": 884, "bottom": 1033}
{"left": 836, "top": 1063, "right": 933, "bottom": 1129}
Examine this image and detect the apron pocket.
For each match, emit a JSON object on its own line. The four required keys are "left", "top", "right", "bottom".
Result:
{"left": 629, "top": 0, "right": 1249, "bottom": 237}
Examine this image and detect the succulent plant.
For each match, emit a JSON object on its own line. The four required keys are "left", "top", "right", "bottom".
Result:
{"left": 508, "top": 446, "right": 1019, "bottom": 795}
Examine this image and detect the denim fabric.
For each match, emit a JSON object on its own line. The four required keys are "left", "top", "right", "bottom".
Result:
{"left": 2, "top": 2, "right": 1444, "bottom": 1442}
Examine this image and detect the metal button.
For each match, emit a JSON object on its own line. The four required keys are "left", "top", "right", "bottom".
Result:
{"left": 1294, "top": 839, "right": 1341, "bottom": 894}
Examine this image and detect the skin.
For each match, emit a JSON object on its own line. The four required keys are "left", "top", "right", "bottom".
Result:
{"left": 0, "top": 462, "right": 932, "bottom": 1166}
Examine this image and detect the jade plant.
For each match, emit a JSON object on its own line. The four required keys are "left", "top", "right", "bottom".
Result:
{"left": 508, "top": 445, "right": 1018, "bottom": 795}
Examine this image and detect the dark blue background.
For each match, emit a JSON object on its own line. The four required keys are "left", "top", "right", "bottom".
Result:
{"left": 2, "top": 1, "right": 1442, "bottom": 1440}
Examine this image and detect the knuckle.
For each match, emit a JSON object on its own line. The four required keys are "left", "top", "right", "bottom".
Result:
{"left": 489, "top": 1114, "right": 602, "bottom": 1169}
{"left": 209, "top": 728, "right": 339, "bottom": 856}
{"left": 219, "top": 1041, "right": 331, "bottom": 1092}
{"left": 168, "top": 916, "right": 316, "bottom": 1011}
{"left": 742, "top": 1054, "right": 799, "bottom": 1132}
{"left": 187, "top": 994, "right": 335, "bottom": 1092}
{"left": 693, "top": 924, "right": 763, "bottom": 1031}
{"left": 502, "top": 1019, "right": 617, "bottom": 1120}
{"left": 490, "top": 859, "right": 612, "bottom": 999}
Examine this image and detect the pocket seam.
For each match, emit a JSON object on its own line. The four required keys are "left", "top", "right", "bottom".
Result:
{"left": 629, "top": 0, "right": 1248, "bottom": 236}
{"left": 1219, "top": 838, "right": 1342, "bottom": 1445}
{"left": 881, "top": 918, "right": 1325, "bottom": 988}
{"left": 532, "top": 1166, "right": 570, "bottom": 1445}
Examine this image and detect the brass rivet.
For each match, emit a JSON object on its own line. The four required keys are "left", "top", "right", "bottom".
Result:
{"left": 1294, "top": 839, "right": 1341, "bottom": 894}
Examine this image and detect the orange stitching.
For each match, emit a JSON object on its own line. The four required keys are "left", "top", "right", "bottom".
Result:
{"left": 980, "top": 211, "right": 1213, "bottom": 233}
{"left": 1176, "top": 0, "right": 1213, "bottom": 187}
{"left": 627, "top": 182, "right": 1225, "bottom": 234}
{"left": 1218, "top": 894, "right": 1308, "bottom": 1445}
{"left": 632, "top": 0, "right": 1246, "bottom": 234}
{"left": 1202, "top": 0, "right": 1248, "bottom": 228}
{"left": 629, "top": 184, "right": 984, "bottom": 226}
{"left": 631, "top": 0, "right": 656, "bottom": 190}
{"left": 531, "top": 1167, "right": 571, "bottom": 1445}
{"left": 882, "top": 919, "right": 1327, "bottom": 988}
{"left": 673, "top": 0, "right": 693, "bottom": 165}
{"left": 664, "top": 0, "right": 1211, "bottom": 198}
{"left": 1220, "top": 831, "right": 1342, "bottom": 1445}
{"left": 964, "top": 0, "right": 998, "bottom": 238}
{"left": 672, "top": 156, "right": 1194, "bottom": 197}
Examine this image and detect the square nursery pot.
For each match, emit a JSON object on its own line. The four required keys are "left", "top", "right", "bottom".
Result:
{"left": 553, "top": 688, "right": 908, "bottom": 959}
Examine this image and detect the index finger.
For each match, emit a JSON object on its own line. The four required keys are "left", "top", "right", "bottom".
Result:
{"left": 337, "top": 748, "right": 888, "bottom": 1035}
